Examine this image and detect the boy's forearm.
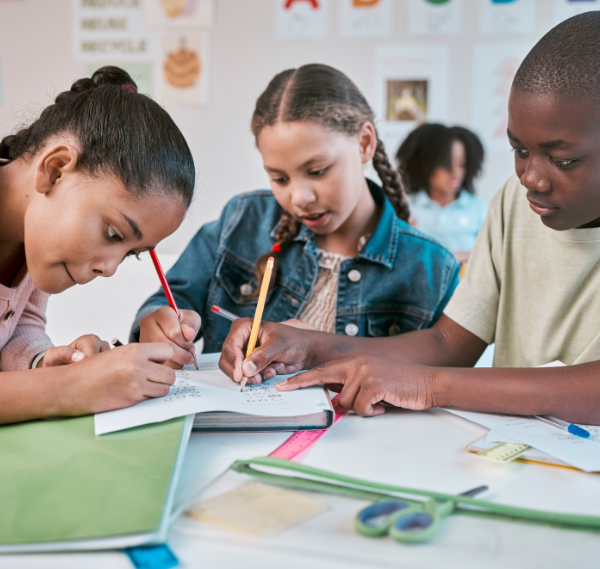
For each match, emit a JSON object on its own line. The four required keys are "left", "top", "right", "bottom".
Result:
{"left": 309, "top": 315, "right": 485, "bottom": 368}
{"left": 434, "top": 362, "right": 600, "bottom": 425}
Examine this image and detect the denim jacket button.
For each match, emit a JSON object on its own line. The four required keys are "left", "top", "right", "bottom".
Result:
{"left": 345, "top": 323, "right": 359, "bottom": 336}
{"left": 348, "top": 269, "right": 361, "bottom": 282}
{"left": 240, "top": 283, "right": 253, "bottom": 296}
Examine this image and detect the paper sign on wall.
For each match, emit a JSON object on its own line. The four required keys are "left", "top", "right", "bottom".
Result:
{"left": 470, "top": 44, "right": 532, "bottom": 154}
{"left": 72, "top": 0, "right": 156, "bottom": 62}
{"left": 338, "top": 0, "right": 392, "bottom": 38}
{"left": 480, "top": 0, "right": 536, "bottom": 36}
{"left": 159, "top": 33, "right": 209, "bottom": 106}
{"left": 374, "top": 45, "right": 450, "bottom": 157}
{"left": 408, "top": 0, "right": 462, "bottom": 36}
{"left": 144, "top": 0, "right": 215, "bottom": 29}
{"left": 552, "top": 0, "right": 600, "bottom": 27}
{"left": 275, "top": 0, "right": 329, "bottom": 39}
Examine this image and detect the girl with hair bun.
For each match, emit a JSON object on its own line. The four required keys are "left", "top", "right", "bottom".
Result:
{"left": 135, "top": 64, "right": 459, "bottom": 366}
{"left": 0, "top": 66, "right": 195, "bottom": 424}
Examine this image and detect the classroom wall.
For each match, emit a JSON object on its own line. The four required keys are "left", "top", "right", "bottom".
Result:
{"left": 0, "top": 0, "right": 565, "bottom": 257}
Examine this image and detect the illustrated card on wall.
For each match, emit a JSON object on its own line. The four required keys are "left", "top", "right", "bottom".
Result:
{"left": 275, "top": 0, "right": 329, "bottom": 39}
{"left": 145, "top": 0, "right": 215, "bottom": 29}
{"left": 159, "top": 33, "right": 209, "bottom": 106}
{"left": 552, "top": 0, "right": 600, "bottom": 26}
{"left": 338, "top": 0, "right": 393, "bottom": 38}
{"left": 480, "top": 0, "right": 536, "bottom": 36}
{"left": 408, "top": 0, "right": 463, "bottom": 36}
{"left": 470, "top": 44, "right": 532, "bottom": 153}
{"left": 72, "top": 0, "right": 156, "bottom": 62}
{"left": 374, "top": 45, "right": 450, "bottom": 157}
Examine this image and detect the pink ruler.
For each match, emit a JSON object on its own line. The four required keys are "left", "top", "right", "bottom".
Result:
{"left": 269, "top": 395, "right": 348, "bottom": 462}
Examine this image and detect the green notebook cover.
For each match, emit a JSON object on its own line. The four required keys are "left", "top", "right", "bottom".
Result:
{"left": 0, "top": 415, "right": 187, "bottom": 546}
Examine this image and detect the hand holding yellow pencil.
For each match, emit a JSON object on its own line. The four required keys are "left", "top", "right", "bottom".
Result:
{"left": 240, "top": 257, "right": 275, "bottom": 391}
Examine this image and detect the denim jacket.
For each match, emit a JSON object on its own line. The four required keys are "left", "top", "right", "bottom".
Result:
{"left": 131, "top": 180, "right": 460, "bottom": 352}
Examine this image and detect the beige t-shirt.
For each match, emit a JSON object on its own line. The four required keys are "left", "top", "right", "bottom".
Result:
{"left": 444, "top": 175, "right": 600, "bottom": 367}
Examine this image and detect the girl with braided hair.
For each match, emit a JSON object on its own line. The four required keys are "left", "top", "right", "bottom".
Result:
{"left": 135, "top": 64, "right": 459, "bottom": 364}
{"left": 0, "top": 66, "right": 195, "bottom": 424}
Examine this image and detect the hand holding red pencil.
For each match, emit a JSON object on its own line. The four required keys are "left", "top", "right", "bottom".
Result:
{"left": 138, "top": 251, "right": 201, "bottom": 369}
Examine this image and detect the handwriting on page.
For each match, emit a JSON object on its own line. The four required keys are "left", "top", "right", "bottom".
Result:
{"left": 164, "top": 375, "right": 202, "bottom": 403}
{"left": 243, "top": 384, "right": 285, "bottom": 405}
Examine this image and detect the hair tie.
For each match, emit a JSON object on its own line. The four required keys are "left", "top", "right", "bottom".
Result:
{"left": 123, "top": 84, "right": 137, "bottom": 93}
{"left": 272, "top": 243, "right": 282, "bottom": 253}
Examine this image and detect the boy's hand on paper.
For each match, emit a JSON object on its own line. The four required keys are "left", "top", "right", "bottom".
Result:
{"left": 275, "top": 354, "right": 437, "bottom": 417}
{"left": 40, "top": 334, "right": 110, "bottom": 367}
{"left": 139, "top": 306, "right": 201, "bottom": 368}
{"left": 60, "top": 342, "right": 176, "bottom": 415}
{"left": 220, "top": 319, "right": 313, "bottom": 384}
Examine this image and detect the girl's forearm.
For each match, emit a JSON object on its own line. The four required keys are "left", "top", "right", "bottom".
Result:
{"left": 0, "top": 368, "right": 68, "bottom": 424}
{"left": 434, "top": 362, "right": 600, "bottom": 425}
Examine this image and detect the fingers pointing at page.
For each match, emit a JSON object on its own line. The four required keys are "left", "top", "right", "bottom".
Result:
{"left": 276, "top": 353, "right": 436, "bottom": 417}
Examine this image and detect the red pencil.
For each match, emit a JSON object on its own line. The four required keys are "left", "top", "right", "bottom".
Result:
{"left": 149, "top": 250, "right": 198, "bottom": 369}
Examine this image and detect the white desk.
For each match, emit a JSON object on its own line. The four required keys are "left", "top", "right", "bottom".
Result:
{"left": 2, "top": 408, "right": 600, "bottom": 569}
{"left": 6, "top": 253, "right": 596, "bottom": 568}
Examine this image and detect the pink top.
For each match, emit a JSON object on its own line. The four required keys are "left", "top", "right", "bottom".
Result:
{"left": 0, "top": 273, "right": 53, "bottom": 371}
{"left": 0, "top": 157, "right": 53, "bottom": 371}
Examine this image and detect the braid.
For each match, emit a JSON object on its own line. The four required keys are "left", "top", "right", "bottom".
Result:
{"left": 0, "top": 65, "right": 194, "bottom": 206}
{"left": 372, "top": 138, "right": 410, "bottom": 222}
{"left": 247, "top": 212, "right": 301, "bottom": 297}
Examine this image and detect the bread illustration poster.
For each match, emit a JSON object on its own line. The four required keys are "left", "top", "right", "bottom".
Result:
{"left": 145, "top": 0, "right": 215, "bottom": 28}
{"left": 160, "top": 34, "right": 209, "bottom": 106}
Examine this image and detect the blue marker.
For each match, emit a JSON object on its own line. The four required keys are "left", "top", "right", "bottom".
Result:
{"left": 534, "top": 415, "right": 591, "bottom": 439}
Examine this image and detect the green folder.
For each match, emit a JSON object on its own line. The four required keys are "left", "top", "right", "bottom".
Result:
{"left": 0, "top": 414, "right": 192, "bottom": 552}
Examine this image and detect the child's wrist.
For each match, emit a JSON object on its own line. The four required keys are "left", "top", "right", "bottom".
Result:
{"left": 430, "top": 367, "right": 451, "bottom": 408}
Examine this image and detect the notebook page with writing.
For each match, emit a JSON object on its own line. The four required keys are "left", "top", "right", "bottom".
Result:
{"left": 95, "top": 354, "right": 330, "bottom": 435}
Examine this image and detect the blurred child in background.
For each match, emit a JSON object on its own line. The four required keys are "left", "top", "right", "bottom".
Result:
{"left": 396, "top": 124, "right": 487, "bottom": 263}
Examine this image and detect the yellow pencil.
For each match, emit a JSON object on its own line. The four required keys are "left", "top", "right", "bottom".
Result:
{"left": 240, "top": 256, "right": 275, "bottom": 391}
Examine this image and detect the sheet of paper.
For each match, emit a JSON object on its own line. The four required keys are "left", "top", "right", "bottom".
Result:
{"left": 447, "top": 410, "right": 600, "bottom": 472}
{"left": 186, "top": 481, "right": 327, "bottom": 538}
{"left": 95, "top": 353, "right": 330, "bottom": 435}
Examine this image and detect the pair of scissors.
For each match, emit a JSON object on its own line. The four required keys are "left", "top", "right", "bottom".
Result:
{"left": 355, "top": 485, "right": 488, "bottom": 544}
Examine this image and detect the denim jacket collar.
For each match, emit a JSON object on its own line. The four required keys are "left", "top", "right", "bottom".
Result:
{"left": 269, "top": 179, "right": 397, "bottom": 269}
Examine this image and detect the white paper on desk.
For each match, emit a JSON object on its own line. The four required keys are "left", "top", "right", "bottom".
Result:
{"left": 447, "top": 409, "right": 600, "bottom": 472}
{"left": 95, "top": 354, "right": 330, "bottom": 435}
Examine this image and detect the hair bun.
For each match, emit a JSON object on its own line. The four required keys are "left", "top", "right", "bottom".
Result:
{"left": 69, "top": 66, "right": 138, "bottom": 95}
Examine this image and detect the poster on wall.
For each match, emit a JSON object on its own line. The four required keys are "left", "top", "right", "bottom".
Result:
{"left": 275, "top": 0, "right": 329, "bottom": 39}
{"left": 374, "top": 45, "right": 450, "bottom": 157}
{"left": 338, "top": 0, "right": 392, "bottom": 38}
{"left": 480, "top": 0, "right": 536, "bottom": 36}
{"left": 470, "top": 44, "right": 532, "bottom": 154}
{"left": 72, "top": 0, "right": 156, "bottom": 62}
{"left": 408, "top": 0, "right": 462, "bottom": 36}
{"left": 159, "top": 33, "right": 209, "bottom": 106}
{"left": 553, "top": 0, "right": 600, "bottom": 26}
{"left": 144, "top": 0, "right": 215, "bottom": 29}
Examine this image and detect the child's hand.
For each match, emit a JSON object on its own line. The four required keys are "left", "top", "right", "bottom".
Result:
{"left": 139, "top": 306, "right": 201, "bottom": 369}
{"left": 220, "top": 319, "right": 312, "bottom": 384}
{"left": 40, "top": 334, "right": 110, "bottom": 368}
{"left": 275, "top": 354, "right": 437, "bottom": 417}
{"left": 59, "top": 342, "right": 176, "bottom": 415}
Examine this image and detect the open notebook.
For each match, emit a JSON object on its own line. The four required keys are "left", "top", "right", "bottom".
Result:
{"left": 95, "top": 353, "right": 334, "bottom": 435}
